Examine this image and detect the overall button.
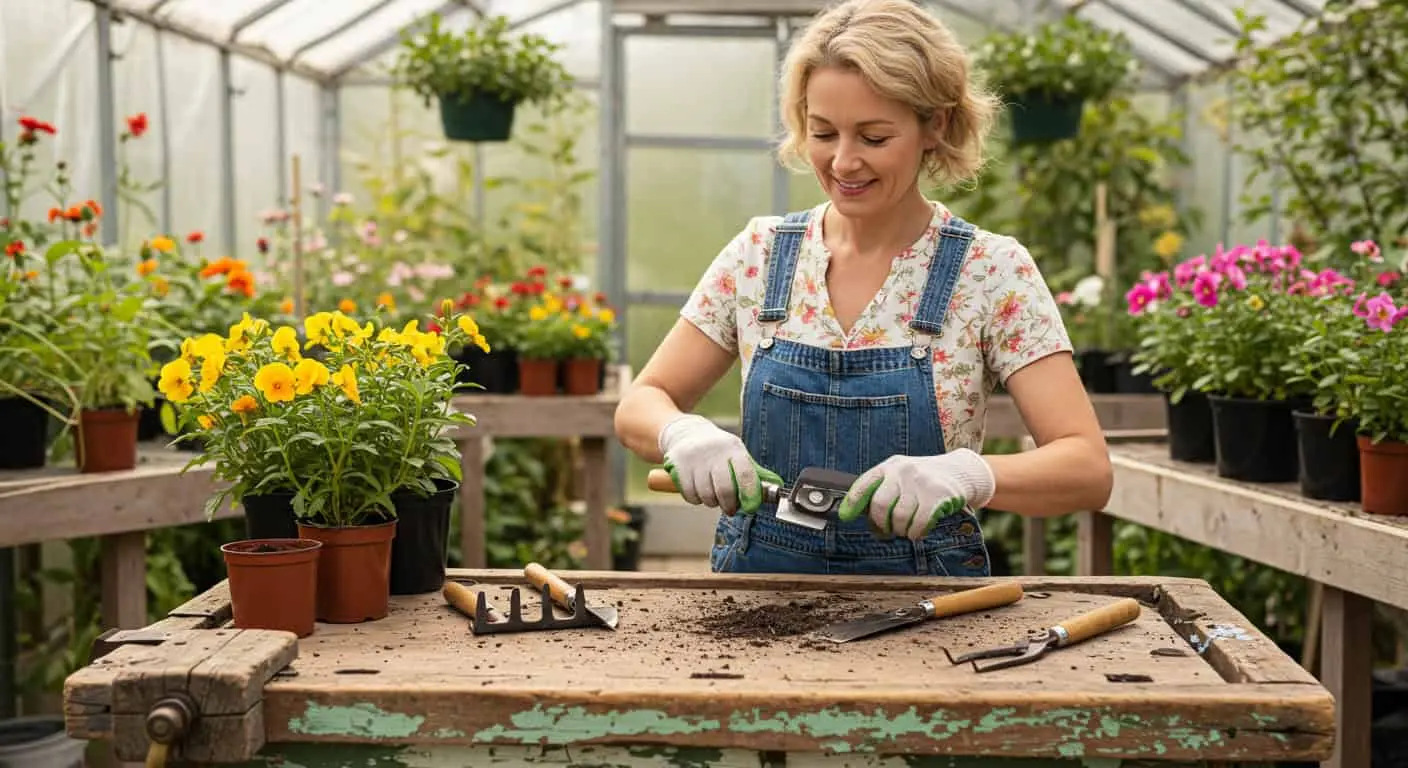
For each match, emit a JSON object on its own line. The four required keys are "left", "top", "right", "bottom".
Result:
{"left": 910, "top": 346, "right": 927, "bottom": 359}
{"left": 760, "top": 337, "right": 774, "bottom": 349}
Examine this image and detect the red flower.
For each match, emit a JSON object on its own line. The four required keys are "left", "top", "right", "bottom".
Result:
{"left": 126, "top": 113, "right": 148, "bottom": 138}
{"left": 5, "top": 241, "right": 24, "bottom": 258}
{"left": 17, "top": 116, "right": 55, "bottom": 135}
{"left": 494, "top": 296, "right": 510, "bottom": 310}
{"left": 557, "top": 275, "right": 573, "bottom": 290}
{"left": 186, "top": 231, "right": 204, "bottom": 244}
{"left": 527, "top": 265, "right": 547, "bottom": 279}
{"left": 256, "top": 237, "right": 269, "bottom": 254}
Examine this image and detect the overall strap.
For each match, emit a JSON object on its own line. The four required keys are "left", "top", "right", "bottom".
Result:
{"left": 757, "top": 210, "right": 812, "bottom": 348}
{"left": 908, "top": 216, "right": 977, "bottom": 352}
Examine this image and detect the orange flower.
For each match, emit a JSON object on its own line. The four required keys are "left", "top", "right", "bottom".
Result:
{"left": 231, "top": 394, "right": 258, "bottom": 416}
{"left": 226, "top": 270, "right": 255, "bottom": 298}
{"left": 199, "top": 256, "right": 234, "bottom": 279}
{"left": 279, "top": 297, "right": 294, "bottom": 314}
{"left": 84, "top": 200, "right": 102, "bottom": 218}
{"left": 46, "top": 208, "right": 61, "bottom": 223}
{"left": 64, "top": 205, "right": 82, "bottom": 222}
{"left": 338, "top": 299, "right": 356, "bottom": 314}
{"left": 151, "top": 276, "right": 170, "bottom": 297}
{"left": 136, "top": 258, "right": 158, "bottom": 276}
{"left": 81, "top": 222, "right": 97, "bottom": 238}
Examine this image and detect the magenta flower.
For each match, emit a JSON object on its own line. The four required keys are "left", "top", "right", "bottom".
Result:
{"left": 1378, "top": 271, "right": 1401, "bottom": 288}
{"left": 1357, "top": 292, "right": 1408, "bottom": 332}
{"left": 1125, "top": 282, "right": 1158, "bottom": 315}
{"left": 1192, "top": 270, "right": 1222, "bottom": 307}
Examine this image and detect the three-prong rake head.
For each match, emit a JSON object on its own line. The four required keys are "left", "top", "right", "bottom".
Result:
{"left": 471, "top": 582, "right": 602, "bottom": 635}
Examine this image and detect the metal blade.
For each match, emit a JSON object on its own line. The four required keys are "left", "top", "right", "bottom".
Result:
{"left": 809, "top": 606, "right": 927, "bottom": 644}
{"left": 587, "top": 604, "right": 619, "bottom": 630}
{"left": 774, "top": 497, "right": 828, "bottom": 530}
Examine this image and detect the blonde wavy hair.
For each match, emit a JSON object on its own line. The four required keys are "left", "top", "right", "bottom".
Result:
{"left": 777, "top": 0, "right": 1000, "bottom": 186}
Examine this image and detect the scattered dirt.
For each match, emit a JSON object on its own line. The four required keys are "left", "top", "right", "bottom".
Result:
{"left": 690, "top": 671, "right": 745, "bottom": 679}
{"left": 689, "top": 593, "right": 864, "bottom": 645}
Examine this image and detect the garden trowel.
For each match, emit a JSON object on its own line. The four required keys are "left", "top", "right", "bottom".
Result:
{"left": 646, "top": 466, "right": 856, "bottom": 531}
{"left": 809, "top": 582, "right": 1026, "bottom": 643}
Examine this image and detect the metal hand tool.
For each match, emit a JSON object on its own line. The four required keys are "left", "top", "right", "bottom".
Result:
{"left": 441, "top": 563, "right": 618, "bottom": 635}
{"left": 943, "top": 597, "right": 1142, "bottom": 672}
{"left": 647, "top": 465, "right": 857, "bottom": 531}
{"left": 810, "top": 581, "right": 1025, "bottom": 643}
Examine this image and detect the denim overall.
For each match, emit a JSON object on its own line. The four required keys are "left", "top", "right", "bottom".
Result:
{"left": 709, "top": 208, "right": 992, "bottom": 577}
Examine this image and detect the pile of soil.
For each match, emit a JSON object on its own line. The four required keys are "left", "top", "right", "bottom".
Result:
{"left": 691, "top": 593, "right": 863, "bottom": 646}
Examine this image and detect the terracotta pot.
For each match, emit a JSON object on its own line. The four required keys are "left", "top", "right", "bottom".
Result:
{"left": 1357, "top": 435, "right": 1408, "bottom": 516}
{"left": 562, "top": 358, "right": 602, "bottom": 395}
{"left": 518, "top": 358, "right": 558, "bottom": 396}
{"left": 296, "top": 520, "right": 397, "bottom": 623}
{"left": 76, "top": 407, "right": 140, "bottom": 473}
{"left": 220, "top": 538, "right": 322, "bottom": 637}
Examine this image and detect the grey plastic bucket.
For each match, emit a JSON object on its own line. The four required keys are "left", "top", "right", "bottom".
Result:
{"left": 0, "top": 716, "right": 87, "bottom": 768}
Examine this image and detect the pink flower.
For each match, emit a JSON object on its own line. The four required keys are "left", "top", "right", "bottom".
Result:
{"left": 1358, "top": 292, "right": 1408, "bottom": 332}
{"left": 1377, "top": 271, "right": 1401, "bottom": 288}
{"left": 1125, "top": 282, "right": 1157, "bottom": 315}
{"left": 1192, "top": 271, "right": 1221, "bottom": 307}
{"left": 1055, "top": 291, "right": 1074, "bottom": 305}
{"left": 1223, "top": 264, "right": 1248, "bottom": 291}
{"left": 1352, "top": 239, "right": 1383, "bottom": 263}
{"left": 1141, "top": 270, "right": 1172, "bottom": 300}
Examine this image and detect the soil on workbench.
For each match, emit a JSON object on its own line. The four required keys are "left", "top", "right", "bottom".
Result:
{"left": 686, "top": 593, "right": 866, "bottom": 651}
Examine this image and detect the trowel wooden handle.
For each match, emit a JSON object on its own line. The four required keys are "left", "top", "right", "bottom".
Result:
{"left": 925, "top": 581, "right": 1024, "bottom": 618}
{"left": 443, "top": 581, "right": 501, "bottom": 621}
{"left": 524, "top": 562, "right": 576, "bottom": 610}
{"left": 1055, "top": 597, "right": 1141, "bottom": 646}
{"left": 647, "top": 468, "right": 677, "bottom": 493}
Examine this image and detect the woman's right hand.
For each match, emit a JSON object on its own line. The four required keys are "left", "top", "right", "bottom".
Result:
{"left": 658, "top": 414, "right": 780, "bottom": 516}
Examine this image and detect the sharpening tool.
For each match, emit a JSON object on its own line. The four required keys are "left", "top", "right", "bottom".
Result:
{"left": 942, "top": 597, "right": 1142, "bottom": 672}
{"left": 646, "top": 465, "right": 857, "bottom": 531}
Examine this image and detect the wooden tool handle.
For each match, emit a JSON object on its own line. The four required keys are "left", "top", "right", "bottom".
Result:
{"left": 524, "top": 562, "right": 575, "bottom": 609}
{"left": 925, "top": 581, "right": 1023, "bottom": 618}
{"left": 1055, "top": 597, "right": 1142, "bottom": 646}
{"left": 647, "top": 467, "right": 678, "bottom": 493}
{"left": 443, "top": 581, "right": 500, "bottom": 621}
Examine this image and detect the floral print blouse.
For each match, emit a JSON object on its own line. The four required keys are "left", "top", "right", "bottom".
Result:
{"left": 680, "top": 200, "right": 1073, "bottom": 454}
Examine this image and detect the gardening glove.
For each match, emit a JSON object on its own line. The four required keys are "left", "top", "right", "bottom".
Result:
{"left": 658, "top": 414, "right": 782, "bottom": 517}
{"left": 836, "top": 449, "right": 996, "bottom": 541}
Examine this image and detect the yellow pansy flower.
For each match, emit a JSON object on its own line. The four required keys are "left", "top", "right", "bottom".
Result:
{"left": 231, "top": 394, "right": 258, "bottom": 417}
{"left": 598, "top": 308, "right": 615, "bottom": 324}
{"left": 197, "top": 415, "right": 214, "bottom": 430}
{"left": 457, "top": 315, "right": 480, "bottom": 336}
{"left": 271, "top": 326, "right": 301, "bottom": 362}
{"left": 192, "top": 333, "right": 225, "bottom": 359}
{"left": 304, "top": 312, "right": 333, "bottom": 348}
{"left": 1153, "top": 231, "right": 1185, "bottom": 261}
{"left": 529, "top": 306, "right": 548, "bottom": 322}
{"left": 332, "top": 364, "right": 360, "bottom": 404}
{"left": 199, "top": 350, "right": 225, "bottom": 393}
{"left": 158, "top": 359, "right": 194, "bottom": 403}
{"left": 572, "top": 324, "right": 591, "bottom": 339}
{"left": 471, "top": 333, "right": 490, "bottom": 353}
{"left": 148, "top": 236, "right": 175, "bottom": 253}
{"left": 293, "top": 358, "right": 330, "bottom": 395}
{"left": 253, "top": 362, "right": 297, "bottom": 403}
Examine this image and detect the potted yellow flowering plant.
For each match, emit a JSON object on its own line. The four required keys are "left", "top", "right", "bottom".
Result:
{"left": 561, "top": 301, "right": 616, "bottom": 396}
{"left": 161, "top": 303, "right": 483, "bottom": 627}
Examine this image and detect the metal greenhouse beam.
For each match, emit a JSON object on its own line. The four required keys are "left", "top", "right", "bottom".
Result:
{"left": 288, "top": 0, "right": 401, "bottom": 62}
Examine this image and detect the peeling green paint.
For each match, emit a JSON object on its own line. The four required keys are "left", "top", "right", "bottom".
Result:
{"left": 288, "top": 701, "right": 426, "bottom": 739}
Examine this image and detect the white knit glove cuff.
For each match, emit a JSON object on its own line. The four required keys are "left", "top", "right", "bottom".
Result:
{"left": 937, "top": 448, "right": 997, "bottom": 510}
{"left": 657, "top": 413, "right": 713, "bottom": 457}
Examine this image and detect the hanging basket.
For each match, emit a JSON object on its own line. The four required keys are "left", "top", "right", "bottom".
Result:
{"left": 1007, "top": 91, "right": 1085, "bottom": 146}
{"left": 437, "top": 91, "right": 518, "bottom": 143}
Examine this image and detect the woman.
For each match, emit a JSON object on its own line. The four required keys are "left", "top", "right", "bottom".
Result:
{"left": 614, "top": 0, "right": 1112, "bottom": 576}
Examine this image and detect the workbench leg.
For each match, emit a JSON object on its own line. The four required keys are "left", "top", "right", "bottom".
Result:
{"left": 1320, "top": 584, "right": 1373, "bottom": 768}
{"left": 458, "top": 435, "right": 487, "bottom": 569}
{"left": 99, "top": 532, "right": 146, "bottom": 629}
{"left": 1076, "top": 510, "right": 1113, "bottom": 576}
{"left": 581, "top": 436, "right": 612, "bottom": 570}
{"left": 1021, "top": 517, "right": 1047, "bottom": 575}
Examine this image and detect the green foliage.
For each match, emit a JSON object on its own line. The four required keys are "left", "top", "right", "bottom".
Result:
{"left": 974, "top": 14, "right": 1139, "bottom": 102}
{"left": 392, "top": 13, "right": 574, "bottom": 109}
{"left": 1225, "top": 0, "right": 1408, "bottom": 252}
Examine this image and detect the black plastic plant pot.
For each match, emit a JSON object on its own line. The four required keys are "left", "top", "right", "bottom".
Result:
{"left": 241, "top": 492, "right": 299, "bottom": 540}
{"left": 1293, "top": 411, "right": 1362, "bottom": 502}
{"left": 0, "top": 396, "right": 49, "bottom": 469}
{"left": 1208, "top": 394, "right": 1299, "bottom": 482}
{"left": 438, "top": 92, "right": 517, "bottom": 142}
{"left": 388, "top": 478, "right": 459, "bottom": 595}
{"left": 1165, "top": 391, "right": 1216, "bottom": 463}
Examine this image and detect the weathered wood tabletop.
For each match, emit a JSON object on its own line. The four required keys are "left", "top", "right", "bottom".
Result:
{"left": 65, "top": 570, "right": 1334, "bottom": 767}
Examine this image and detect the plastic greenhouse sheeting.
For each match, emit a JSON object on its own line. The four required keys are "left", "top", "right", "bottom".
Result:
{"left": 91, "top": 0, "right": 1331, "bottom": 82}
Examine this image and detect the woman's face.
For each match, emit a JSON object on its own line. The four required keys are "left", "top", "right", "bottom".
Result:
{"left": 804, "top": 66, "right": 935, "bottom": 219}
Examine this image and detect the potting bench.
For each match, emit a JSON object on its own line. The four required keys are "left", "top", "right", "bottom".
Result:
{"left": 449, "top": 363, "right": 633, "bottom": 571}
{"left": 64, "top": 569, "right": 1332, "bottom": 766}
{"left": 1087, "top": 436, "right": 1408, "bottom": 768}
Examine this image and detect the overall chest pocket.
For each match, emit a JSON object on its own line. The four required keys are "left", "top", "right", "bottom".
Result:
{"left": 754, "top": 382, "right": 909, "bottom": 479}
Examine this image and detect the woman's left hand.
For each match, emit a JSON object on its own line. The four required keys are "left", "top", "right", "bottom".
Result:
{"left": 836, "top": 449, "right": 996, "bottom": 541}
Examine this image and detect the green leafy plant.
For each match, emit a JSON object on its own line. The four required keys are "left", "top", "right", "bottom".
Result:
{"left": 164, "top": 306, "right": 480, "bottom": 527}
{"left": 392, "top": 13, "right": 573, "bottom": 110}
{"left": 1225, "top": 1, "right": 1408, "bottom": 257}
{"left": 974, "top": 15, "right": 1139, "bottom": 103}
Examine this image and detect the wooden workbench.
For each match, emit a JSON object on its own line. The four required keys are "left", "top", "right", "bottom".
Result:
{"left": 1092, "top": 438, "right": 1408, "bottom": 768}
{"left": 450, "top": 364, "right": 631, "bottom": 571}
{"left": 64, "top": 569, "right": 1333, "bottom": 766}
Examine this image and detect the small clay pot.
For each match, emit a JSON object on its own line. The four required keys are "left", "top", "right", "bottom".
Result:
{"left": 76, "top": 407, "right": 140, "bottom": 473}
{"left": 518, "top": 358, "right": 558, "bottom": 396}
{"left": 221, "top": 538, "right": 322, "bottom": 637}
{"left": 1357, "top": 435, "right": 1408, "bottom": 516}
{"left": 296, "top": 520, "right": 397, "bottom": 623}
{"left": 562, "top": 358, "right": 602, "bottom": 396}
